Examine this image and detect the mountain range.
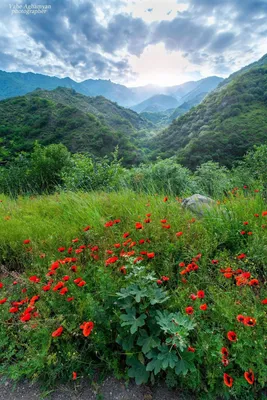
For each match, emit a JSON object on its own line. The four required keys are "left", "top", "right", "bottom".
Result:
{"left": 0, "top": 70, "right": 222, "bottom": 109}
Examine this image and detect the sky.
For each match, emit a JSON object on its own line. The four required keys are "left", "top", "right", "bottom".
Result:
{"left": 0, "top": 0, "right": 266, "bottom": 87}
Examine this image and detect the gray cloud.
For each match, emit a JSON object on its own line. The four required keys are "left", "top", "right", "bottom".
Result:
{"left": 0, "top": 0, "right": 266, "bottom": 82}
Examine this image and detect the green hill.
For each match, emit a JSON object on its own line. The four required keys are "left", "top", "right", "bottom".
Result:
{"left": 0, "top": 88, "right": 152, "bottom": 165}
{"left": 131, "top": 94, "right": 179, "bottom": 113}
{"left": 151, "top": 58, "right": 267, "bottom": 169}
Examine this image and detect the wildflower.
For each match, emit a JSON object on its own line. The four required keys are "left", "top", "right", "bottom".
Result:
{"left": 0, "top": 283, "right": 3, "bottom": 289}
{"left": 147, "top": 252, "right": 155, "bottom": 259}
{"left": 67, "top": 297, "right": 74, "bottom": 302}
{"left": 249, "top": 279, "right": 259, "bottom": 286}
{"left": 62, "top": 276, "right": 70, "bottom": 281}
{"left": 163, "top": 196, "right": 168, "bottom": 202}
{"left": 237, "top": 253, "right": 246, "bottom": 260}
{"left": 247, "top": 231, "right": 253, "bottom": 235}
{"left": 119, "top": 266, "right": 126, "bottom": 275}
{"left": 162, "top": 276, "right": 169, "bottom": 281}
{"left": 74, "top": 277, "right": 82, "bottom": 285}
{"left": 243, "top": 317, "right": 256, "bottom": 327}
{"left": 262, "top": 211, "right": 267, "bottom": 216}
{"left": 146, "top": 213, "right": 151, "bottom": 217}
{"left": 221, "top": 347, "right": 229, "bottom": 357}
{"left": 190, "top": 294, "right": 197, "bottom": 301}
{"left": 222, "top": 358, "right": 229, "bottom": 366}
{"left": 162, "top": 224, "right": 171, "bottom": 229}
{"left": 20, "top": 313, "right": 31, "bottom": 322}
{"left": 42, "top": 285, "right": 51, "bottom": 292}
{"left": 179, "top": 262, "right": 185, "bottom": 268}
{"left": 243, "top": 221, "right": 249, "bottom": 225}
{"left": 261, "top": 298, "right": 267, "bottom": 304}
{"left": 29, "top": 295, "right": 40, "bottom": 306}
{"left": 72, "top": 372, "right": 77, "bottom": 380}
{"left": 197, "top": 290, "right": 205, "bottom": 299}
{"left": 29, "top": 276, "right": 40, "bottom": 283}
{"left": 105, "top": 221, "right": 114, "bottom": 227}
{"left": 72, "top": 238, "right": 79, "bottom": 243}
{"left": 236, "top": 314, "right": 245, "bottom": 323}
{"left": 176, "top": 232, "right": 183, "bottom": 237}
{"left": 9, "top": 306, "right": 19, "bottom": 313}
{"left": 212, "top": 259, "right": 219, "bottom": 264}
{"left": 105, "top": 256, "right": 119, "bottom": 267}
{"left": 0, "top": 298, "right": 7, "bottom": 304}
{"left": 77, "top": 280, "right": 86, "bottom": 287}
{"left": 80, "top": 321, "right": 94, "bottom": 337}
{"left": 71, "top": 265, "right": 78, "bottom": 272}
{"left": 144, "top": 218, "right": 151, "bottom": 223}
{"left": 52, "top": 326, "right": 64, "bottom": 337}
{"left": 135, "top": 222, "right": 143, "bottom": 230}
{"left": 53, "top": 282, "right": 64, "bottom": 291}
{"left": 254, "top": 214, "right": 259, "bottom": 217}
{"left": 83, "top": 226, "right": 90, "bottom": 231}
{"left": 244, "top": 369, "right": 254, "bottom": 385}
{"left": 123, "top": 232, "right": 130, "bottom": 238}
{"left": 58, "top": 247, "right": 65, "bottom": 252}
{"left": 223, "top": 373, "right": 233, "bottom": 388}
{"left": 114, "top": 243, "right": 121, "bottom": 248}
{"left": 187, "top": 347, "right": 195, "bottom": 352}
{"left": 157, "top": 280, "right": 163, "bottom": 285}
{"left": 200, "top": 303, "right": 207, "bottom": 311}
{"left": 185, "top": 306, "right": 194, "bottom": 315}
{"left": 240, "top": 231, "right": 246, "bottom": 235}
{"left": 160, "top": 219, "right": 167, "bottom": 223}
{"left": 60, "top": 287, "right": 68, "bottom": 295}
{"left": 227, "top": 331, "right": 237, "bottom": 342}
{"left": 23, "top": 239, "right": 31, "bottom": 244}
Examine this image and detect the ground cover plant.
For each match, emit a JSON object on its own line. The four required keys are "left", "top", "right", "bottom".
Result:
{"left": 0, "top": 189, "right": 266, "bottom": 399}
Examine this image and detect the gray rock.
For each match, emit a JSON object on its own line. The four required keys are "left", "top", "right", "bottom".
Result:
{"left": 181, "top": 194, "right": 216, "bottom": 216}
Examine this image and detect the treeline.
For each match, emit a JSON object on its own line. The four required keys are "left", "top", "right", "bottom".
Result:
{"left": 0, "top": 142, "right": 266, "bottom": 198}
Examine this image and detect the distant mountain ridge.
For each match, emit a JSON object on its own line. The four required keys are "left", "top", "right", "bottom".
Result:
{"left": 0, "top": 69, "right": 223, "bottom": 107}
{"left": 131, "top": 94, "right": 179, "bottom": 113}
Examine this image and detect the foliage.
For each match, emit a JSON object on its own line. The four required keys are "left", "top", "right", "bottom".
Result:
{"left": 151, "top": 64, "right": 267, "bottom": 169}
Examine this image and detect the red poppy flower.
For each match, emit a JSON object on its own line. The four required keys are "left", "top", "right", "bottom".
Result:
{"left": 249, "top": 279, "right": 259, "bottom": 286}
{"left": 227, "top": 331, "right": 237, "bottom": 342}
{"left": 221, "top": 347, "right": 229, "bottom": 357}
{"left": 247, "top": 231, "right": 253, "bottom": 235}
{"left": 243, "top": 317, "right": 256, "bottom": 327}
{"left": 105, "top": 256, "right": 119, "bottom": 266}
{"left": 197, "top": 290, "right": 205, "bottom": 299}
{"left": 80, "top": 321, "right": 94, "bottom": 337}
{"left": 135, "top": 222, "right": 143, "bottom": 230}
{"left": 58, "top": 247, "right": 65, "bottom": 252}
{"left": 187, "top": 346, "right": 195, "bottom": 352}
{"left": 119, "top": 266, "right": 126, "bottom": 275}
{"left": 261, "top": 298, "right": 267, "bottom": 304}
{"left": 114, "top": 243, "right": 121, "bottom": 248}
{"left": 78, "top": 280, "right": 86, "bottom": 287}
{"left": 176, "top": 232, "right": 183, "bottom": 237}
{"left": 9, "top": 307, "right": 19, "bottom": 313}
{"left": 199, "top": 303, "right": 207, "bottom": 311}
{"left": 240, "top": 231, "right": 246, "bottom": 235}
{"left": 67, "top": 297, "right": 74, "bottom": 302}
{"left": 71, "top": 265, "right": 78, "bottom": 272}
{"left": 162, "top": 276, "right": 169, "bottom": 281}
{"left": 30, "top": 295, "right": 40, "bottom": 306}
{"left": 223, "top": 373, "right": 233, "bottom": 388}
{"left": 146, "top": 213, "right": 151, "bottom": 217}
{"left": 222, "top": 358, "right": 229, "bottom": 366}
{"left": 0, "top": 298, "right": 7, "bottom": 304}
{"left": 52, "top": 326, "right": 64, "bottom": 337}
{"left": 0, "top": 283, "right": 3, "bottom": 289}
{"left": 20, "top": 313, "right": 31, "bottom": 322}
{"left": 157, "top": 280, "right": 163, "bottom": 285}
{"left": 62, "top": 275, "right": 70, "bottom": 281}
{"left": 123, "top": 232, "right": 130, "bottom": 238}
{"left": 144, "top": 218, "right": 151, "bottom": 223}
{"left": 60, "top": 287, "right": 68, "bottom": 295}
{"left": 160, "top": 219, "right": 167, "bottom": 223}
{"left": 162, "top": 224, "right": 171, "bottom": 229}
{"left": 237, "top": 253, "right": 246, "bottom": 260}
{"left": 262, "top": 211, "right": 267, "bottom": 216}
{"left": 190, "top": 294, "right": 197, "bottom": 301}
{"left": 243, "top": 221, "right": 249, "bottom": 225}
{"left": 139, "top": 239, "right": 145, "bottom": 244}
{"left": 185, "top": 306, "right": 194, "bottom": 315}
{"left": 83, "top": 226, "right": 90, "bottom": 231}
{"left": 236, "top": 314, "right": 245, "bottom": 323}
{"left": 179, "top": 262, "right": 185, "bottom": 268}
{"left": 212, "top": 259, "right": 219, "bottom": 264}
{"left": 254, "top": 214, "right": 259, "bottom": 217}
{"left": 147, "top": 252, "right": 155, "bottom": 259}
{"left": 72, "top": 372, "right": 77, "bottom": 380}
{"left": 104, "top": 221, "right": 113, "bottom": 227}
{"left": 42, "top": 284, "right": 51, "bottom": 292}
{"left": 29, "top": 275, "right": 40, "bottom": 283}
{"left": 163, "top": 196, "right": 168, "bottom": 202}
{"left": 23, "top": 239, "right": 31, "bottom": 244}
{"left": 244, "top": 369, "right": 254, "bottom": 385}
{"left": 53, "top": 282, "right": 64, "bottom": 291}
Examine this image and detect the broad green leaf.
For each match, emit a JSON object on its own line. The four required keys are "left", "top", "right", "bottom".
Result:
{"left": 137, "top": 330, "right": 160, "bottom": 354}
{"left": 127, "top": 357, "right": 150, "bottom": 385}
{"left": 120, "top": 308, "right": 147, "bottom": 334}
{"left": 157, "top": 345, "right": 178, "bottom": 369}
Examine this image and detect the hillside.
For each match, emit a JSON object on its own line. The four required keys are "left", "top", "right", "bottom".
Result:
{"left": 132, "top": 94, "right": 178, "bottom": 113}
{"left": 0, "top": 88, "right": 151, "bottom": 165}
{"left": 151, "top": 60, "right": 267, "bottom": 169}
{"left": 169, "top": 92, "right": 207, "bottom": 120}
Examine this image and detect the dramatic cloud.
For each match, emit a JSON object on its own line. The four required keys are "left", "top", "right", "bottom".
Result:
{"left": 0, "top": 0, "right": 266, "bottom": 85}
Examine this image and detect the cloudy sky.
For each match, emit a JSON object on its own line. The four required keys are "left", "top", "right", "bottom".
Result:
{"left": 0, "top": 0, "right": 266, "bottom": 86}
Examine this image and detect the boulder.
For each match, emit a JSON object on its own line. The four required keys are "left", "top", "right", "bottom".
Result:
{"left": 181, "top": 194, "right": 216, "bottom": 216}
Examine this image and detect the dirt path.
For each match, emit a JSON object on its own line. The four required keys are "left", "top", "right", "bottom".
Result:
{"left": 0, "top": 377, "right": 193, "bottom": 400}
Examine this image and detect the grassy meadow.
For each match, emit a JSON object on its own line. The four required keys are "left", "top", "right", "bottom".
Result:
{"left": 0, "top": 189, "right": 266, "bottom": 399}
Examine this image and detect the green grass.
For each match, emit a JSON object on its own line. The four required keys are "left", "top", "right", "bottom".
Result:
{"left": 0, "top": 189, "right": 266, "bottom": 398}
